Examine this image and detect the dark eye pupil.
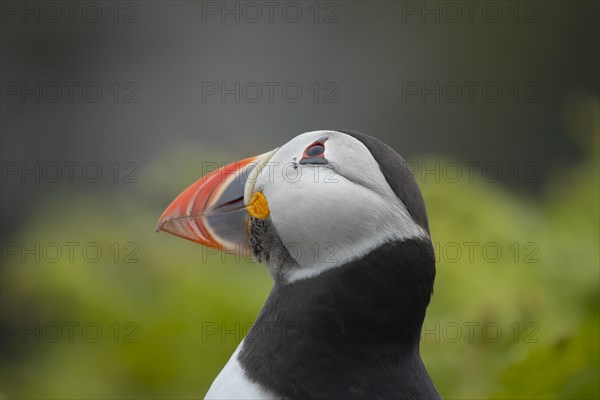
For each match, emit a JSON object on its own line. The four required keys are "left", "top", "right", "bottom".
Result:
{"left": 306, "top": 144, "right": 325, "bottom": 157}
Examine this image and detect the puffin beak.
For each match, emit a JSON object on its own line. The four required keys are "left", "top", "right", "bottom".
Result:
{"left": 156, "top": 149, "right": 277, "bottom": 253}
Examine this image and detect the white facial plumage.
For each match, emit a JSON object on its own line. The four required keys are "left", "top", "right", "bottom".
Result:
{"left": 249, "top": 130, "right": 429, "bottom": 282}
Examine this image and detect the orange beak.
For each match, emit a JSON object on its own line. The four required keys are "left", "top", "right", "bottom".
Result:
{"left": 156, "top": 150, "right": 274, "bottom": 253}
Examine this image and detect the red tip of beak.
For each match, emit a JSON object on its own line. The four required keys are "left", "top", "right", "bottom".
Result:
{"left": 156, "top": 155, "right": 261, "bottom": 251}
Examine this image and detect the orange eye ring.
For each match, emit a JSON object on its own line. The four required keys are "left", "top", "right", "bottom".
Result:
{"left": 299, "top": 137, "right": 328, "bottom": 165}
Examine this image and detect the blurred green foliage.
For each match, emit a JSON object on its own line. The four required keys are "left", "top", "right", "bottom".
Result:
{"left": 1, "top": 124, "right": 598, "bottom": 399}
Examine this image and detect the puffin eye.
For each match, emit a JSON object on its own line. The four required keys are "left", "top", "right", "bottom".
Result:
{"left": 299, "top": 137, "right": 328, "bottom": 165}
{"left": 306, "top": 144, "right": 325, "bottom": 157}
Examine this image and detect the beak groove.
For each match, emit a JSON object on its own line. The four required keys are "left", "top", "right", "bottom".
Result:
{"left": 156, "top": 148, "right": 277, "bottom": 252}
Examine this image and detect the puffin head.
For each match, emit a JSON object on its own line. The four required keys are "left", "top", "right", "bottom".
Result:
{"left": 157, "top": 130, "right": 431, "bottom": 283}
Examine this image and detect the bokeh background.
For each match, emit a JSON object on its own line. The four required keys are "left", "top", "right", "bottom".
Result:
{"left": 1, "top": 1, "right": 598, "bottom": 398}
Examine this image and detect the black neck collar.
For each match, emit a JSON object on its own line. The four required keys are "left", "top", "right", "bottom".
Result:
{"left": 238, "top": 238, "right": 440, "bottom": 399}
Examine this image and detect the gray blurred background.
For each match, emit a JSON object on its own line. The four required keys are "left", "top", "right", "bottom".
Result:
{"left": 2, "top": 1, "right": 598, "bottom": 235}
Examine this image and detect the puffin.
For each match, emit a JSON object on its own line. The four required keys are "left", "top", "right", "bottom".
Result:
{"left": 157, "top": 130, "right": 441, "bottom": 399}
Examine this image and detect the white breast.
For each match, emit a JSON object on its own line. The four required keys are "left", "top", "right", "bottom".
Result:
{"left": 205, "top": 340, "right": 276, "bottom": 399}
